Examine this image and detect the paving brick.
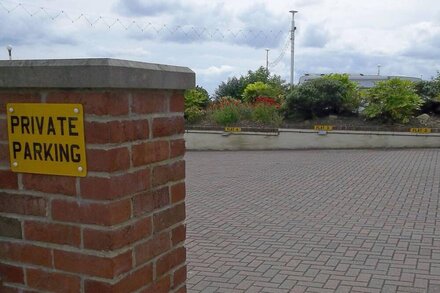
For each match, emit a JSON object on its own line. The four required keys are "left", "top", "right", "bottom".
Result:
{"left": 185, "top": 150, "right": 440, "bottom": 292}
{"left": 278, "top": 279, "right": 296, "bottom": 289}
{"left": 235, "top": 280, "right": 253, "bottom": 290}
{"left": 324, "top": 279, "right": 339, "bottom": 289}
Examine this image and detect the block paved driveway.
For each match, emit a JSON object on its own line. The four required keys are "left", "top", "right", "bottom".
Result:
{"left": 185, "top": 149, "right": 440, "bottom": 293}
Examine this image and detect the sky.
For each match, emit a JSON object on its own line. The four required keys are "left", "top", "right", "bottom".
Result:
{"left": 1, "top": 0, "right": 440, "bottom": 95}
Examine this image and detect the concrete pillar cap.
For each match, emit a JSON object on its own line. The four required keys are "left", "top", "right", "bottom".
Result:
{"left": 0, "top": 58, "right": 195, "bottom": 90}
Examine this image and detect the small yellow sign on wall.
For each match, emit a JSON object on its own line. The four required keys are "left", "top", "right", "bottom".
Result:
{"left": 314, "top": 125, "right": 333, "bottom": 131}
{"left": 7, "top": 103, "right": 87, "bottom": 177}
{"left": 225, "top": 127, "right": 242, "bottom": 133}
{"left": 410, "top": 128, "right": 431, "bottom": 133}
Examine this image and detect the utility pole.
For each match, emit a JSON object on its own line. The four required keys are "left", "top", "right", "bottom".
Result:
{"left": 289, "top": 10, "right": 298, "bottom": 86}
{"left": 265, "top": 49, "right": 269, "bottom": 71}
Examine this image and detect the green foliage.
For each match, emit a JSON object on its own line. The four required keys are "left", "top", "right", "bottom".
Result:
{"left": 207, "top": 97, "right": 283, "bottom": 126}
{"left": 363, "top": 78, "right": 423, "bottom": 123}
{"left": 214, "top": 67, "right": 287, "bottom": 101}
{"left": 185, "top": 106, "right": 205, "bottom": 124}
{"left": 211, "top": 104, "right": 241, "bottom": 126}
{"left": 242, "top": 82, "right": 277, "bottom": 103}
{"left": 323, "top": 74, "right": 361, "bottom": 114}
{"left": 214, "top": 77, "right": 244, "bottom": 100}
{"left": 238, "top": 104, "right": 253, "bottom": 121}
{"left": 252, "top": 104, "right": 283, "bottom": 126}
{"left": 244, "top": 67, "right": 287, "bottom": 101}
{"left": 414, "top": 72, "right": 440, "bottom": 114}
{"left": 244, "top": 67, "right": 271, "bottom": 84}
{"left": 184, "top": 86, "right": 210, "bottom": 123}
{"left": 185, "top": 86, "right": 209, "bottom": 109}
{"left": 285, "top": 78, "right": 348, "bottom": 119}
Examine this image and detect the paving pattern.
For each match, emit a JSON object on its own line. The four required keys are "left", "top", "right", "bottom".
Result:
{"left": 185, "top": 149, "right": 440, "bottom": 293}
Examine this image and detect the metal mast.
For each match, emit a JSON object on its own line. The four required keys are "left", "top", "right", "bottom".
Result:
{"left": 289, "top": 10, "right": 298, "bottom": 86}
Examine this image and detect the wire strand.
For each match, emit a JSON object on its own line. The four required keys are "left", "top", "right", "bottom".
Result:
{"left": 0, "top": 0, "right": 288, "bottom": 46}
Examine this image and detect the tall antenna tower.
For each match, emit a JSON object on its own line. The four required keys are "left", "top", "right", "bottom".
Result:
{"left": 289, "top": 10, "right": 298, "bottom": 86}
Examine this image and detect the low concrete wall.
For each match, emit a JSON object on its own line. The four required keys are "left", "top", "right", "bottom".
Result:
{"left": 185, "top": 129, "right": 440, "bottom": 150}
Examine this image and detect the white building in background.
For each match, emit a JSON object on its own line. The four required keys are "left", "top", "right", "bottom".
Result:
{"left": 298, "top": 74, "right": 422, "bottom": 88}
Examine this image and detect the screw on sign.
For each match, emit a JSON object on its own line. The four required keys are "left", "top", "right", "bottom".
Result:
{"left": 6, "top": 103, "right": 87, "bottom": 177}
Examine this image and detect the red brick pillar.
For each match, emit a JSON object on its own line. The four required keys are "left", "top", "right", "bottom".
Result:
{"left": 0, "top": 59, "right": 194, "bottom": 292}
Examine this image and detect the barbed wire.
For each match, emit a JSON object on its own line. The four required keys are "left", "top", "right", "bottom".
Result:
{"left": 0, "top": 0, "right": 292, "bottom": 69}
{"left": 0, "top": 0, "right": 289, "bottom": 44}
{"left": 268, "top": 35, "right": 291, "bottom": 69}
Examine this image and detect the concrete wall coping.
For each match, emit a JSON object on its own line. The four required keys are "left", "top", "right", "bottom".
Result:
{"left": 185, "top": 130, "right": 440, "bottom": 150}
{"left": 0, "top": 58, "right": 195, "bottom": 89}
{"left": 186, "top": 128, "right": 440, "bottom": 137}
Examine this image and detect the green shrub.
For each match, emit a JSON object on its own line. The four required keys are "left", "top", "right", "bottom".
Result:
{"left": 208, "top": 96, "right": 283, "bottom": 127}
{"left": 211, "top": 104, "right": 241, "bottom": 126}
{"left": 252, "top": 104, "right": 283, "bottom": 126}
{"left": 323, "top": 73, "right": 361, "bottom": 114}
{"left": 238, "top": 104, "right": 253, "bottom": 121}
{"left": 185, "top": 106, "right": 205, "bottom": 123}
{"left": 414, "top": 73, "right": 440, "bottom": 114}
{"left": 363, "top": 78, "right": 423, "bottom": 123}
{"left": 285, "top": 78, "right": 347, "bottom": 119}
{"left": 242, "top": 82, "right": 277, "bottom": 103}
{"left": 184, "top": 86, "right": 210, "bottom": 123}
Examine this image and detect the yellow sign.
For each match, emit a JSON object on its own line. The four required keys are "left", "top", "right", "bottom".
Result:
{"left": 7, "top": 103, "right": 87, "bottom": 177}
{"left": 410, "top": 128, "right": 431, "bottom": 133}
{"left": 225, "top": 127, "right": 242, "bottom": 133}
{"left": 314, "top": 125, "right": 333, "bottom": 131}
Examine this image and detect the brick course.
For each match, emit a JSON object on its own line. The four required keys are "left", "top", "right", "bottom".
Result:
{"left": 27, "top": 268, "right": 81, "bottom": 293}
{"left": 0, "top": 87, "right": 187, "bottom": 292}
{"left": 22, "top": 174, "right": 76, "bottom": 196}
{"left": 0, "top": 192, "right": 47, "bottom": 216}
{"left": 24, "top": 221, "right": 81, "bottom": 247}
{"left": 0, "top": 263, "right": 24, "bottom": 284}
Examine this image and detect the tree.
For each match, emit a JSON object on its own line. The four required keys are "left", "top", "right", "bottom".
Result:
{"left": 363, "top": 78, "right": 423, "bottom": 123}
{"left": 214, "top": 77, "right": 245, "bottom": 100}
{"left": 214, "top": 67, "right": 287, "bottom": 101}
{"left": 243, "top": 67, "right": 271, "bottom": 85}
{"left": 244, "top": 67, "right": 287, "bottom": 100}
{"left": 414, "top": 72, "right": 440, "bottom": 114}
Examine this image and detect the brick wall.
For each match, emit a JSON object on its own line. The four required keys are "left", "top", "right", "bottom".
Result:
{"left": 0, "top": 89, "right": 187, "bottom": 292}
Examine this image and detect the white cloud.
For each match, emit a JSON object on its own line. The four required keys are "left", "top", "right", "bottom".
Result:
{"left": 300, "top": 23, "right": 330, "bottom": 48}
{"left": 295, "top": 0, "right": 323, "bottom": 7}
{"left": 88, "top": 46, "right": 151, "bottom": 59}
{"left": 115, "top": 0, "right": 182, "bottom": 16}
{"left": 1, "top": 0, "right": 439, "bottom": 94}
{"left": 195, "top": 65, "right": 235, "bottom": 76}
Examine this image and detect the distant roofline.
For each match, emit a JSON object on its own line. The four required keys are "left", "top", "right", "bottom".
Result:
{"left": 298, "top": 73, "right": 422, "bottom": 87}
{"left": 301, "top": 73, "right": 421, "bottom": 80}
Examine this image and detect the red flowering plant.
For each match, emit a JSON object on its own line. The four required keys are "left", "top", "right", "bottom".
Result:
{"left": 210, "top": 96, "right": 242, "bottom": 110}
{"left": 254, "top": 96, "right": 281, "bottom": 109}
{"left": 207, "top": 97, "right": 251, "bottom": 126}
